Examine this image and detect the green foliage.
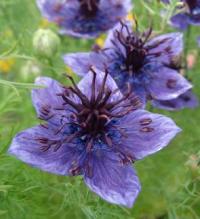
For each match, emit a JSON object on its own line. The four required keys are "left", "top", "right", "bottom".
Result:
{"left": 0, "top": 0, "right": 200, "bottom": 218}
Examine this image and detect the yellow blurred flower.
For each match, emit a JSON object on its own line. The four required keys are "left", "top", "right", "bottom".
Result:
{"left": 0, "top": 58, "right": 15, "bottom": 73}
{"left": 3, "top": 28, "right": 14, "bottom": 38}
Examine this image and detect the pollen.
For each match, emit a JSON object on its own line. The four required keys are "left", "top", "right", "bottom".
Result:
{"left": 0, "top": 58, "right": 15, "bottom": 73}
{"left": 95, "top": 35, "right": 105, "bottom": 48}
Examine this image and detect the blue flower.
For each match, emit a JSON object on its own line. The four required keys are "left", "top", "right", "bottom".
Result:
{"left": 36, "top": 0, "right": 132, "bottom": 38}
{"left": 8, "top": 68, "right": 181, "bottom": 207}
{"left": 64, "top": 21, "right": 192, "bottom": 107}
{"left": 171, "top": 0, "right": 200, "bottom": 30}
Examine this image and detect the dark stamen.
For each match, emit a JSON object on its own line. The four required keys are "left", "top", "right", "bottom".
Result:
{"left": 79, "top": 0, "right": 100, "bottom": 17}
{"left": 114, "top": 22, "right": 151, "bottom": 72}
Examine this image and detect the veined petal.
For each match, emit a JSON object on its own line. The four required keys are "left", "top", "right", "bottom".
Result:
{"left": 152, "top": 90, "right": 199, "bottom": 111}
{"left": 114, "top": 110, "right": 181, "bottom": 160}
{"left": 84, "top": 151, "right": 141, "bottom": 208}
{"left": 100, "top": 0, "right": 132, "bottom": 12}
{"left": 32, "top": 77, "right": 65, "bottom": 124}
{"left": 63, "top": 52, "right": 105, "bottom": 77}
{"left": 37, "top": 0, "right": 77, "bottom": 22}
{"left": 146, "top": 32, "right": 183, "bottom": 65}
{"left": 147, "top": 67, "right": 192, "bottom": 100}
{"left": 8, "top": 125, "right": 79, "bottom": 175}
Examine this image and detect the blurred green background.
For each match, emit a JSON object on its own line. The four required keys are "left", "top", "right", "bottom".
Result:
{"left": 0, "top": 0, "right": 200, "bottom": 218}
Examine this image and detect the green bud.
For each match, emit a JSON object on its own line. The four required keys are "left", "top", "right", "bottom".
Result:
{"left": 33, "top": 29, "right": 60, "bottom": 58}
{"left": 20, "top": 60, "right": 42, "bottom": 81}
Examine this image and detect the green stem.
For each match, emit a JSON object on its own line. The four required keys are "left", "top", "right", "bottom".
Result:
{"left": 47, "top": 58, "right": 56, "bottom": 76}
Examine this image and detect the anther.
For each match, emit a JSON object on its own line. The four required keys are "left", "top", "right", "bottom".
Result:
{"left": 139, "top": 118, "right": 152, "bottom": 126}
{"left": 140, "top": 127, "right": 154, "bottom": 133}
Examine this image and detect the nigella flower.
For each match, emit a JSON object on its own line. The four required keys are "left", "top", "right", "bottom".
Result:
{"left": 64, "top": 21, "right": 192, "bottom": 107}
{"left": 171, "top": 0, "right": 200, "bottom": 30}
{"left": 8, "top": 68, "right": 181, "bottom": 207}
{"left": 36, "top": 0, "right": 132, "bottom": 38}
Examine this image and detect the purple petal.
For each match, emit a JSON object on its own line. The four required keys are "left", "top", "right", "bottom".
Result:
{"left": 59, "top": 29, "right": 100, "bottom": 39}
{"left": 146, "top": 32, "right": 183, "bottom": 65}
{"left": 115, "top": 110, "right": 181, "bottom": 160}
{"left": 104, "top": 0, "right": 132, "bottom": 12}
{"left": 170, "top": 13, "right": 190, "bottom": 30}
{"left": 63, "top": 52, "right": 105, "bottom": 77}
{"left": 84, "top": 152, "right": 141, "bottom": 208}
{"left": 37, "top": 0, "right": 78, "bottom": 23}
{"left": 32, "top": 77, "right": 65, "bottom": 124}
{"left": 147, "top": 67, "right": 192, "bottom": 100}
{"left": 8, "top": 125, "right": 79, "bottom": 175}
{"left": 152, "top": 90, "right": 199, "bottom": 110}
{"left": 132, "top": 83, "right": 147, "bottom": 108}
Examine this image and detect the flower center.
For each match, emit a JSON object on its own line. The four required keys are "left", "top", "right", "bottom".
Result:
{"left": 56, "top": 69, "right": 140, "bottom": 151}
{"left": 79, "top": 0, "right": 100, "bottom": 17}
{"left": 125, "top": 45, "right": 147, "bottom": 72}
{"left": 115, "top": 23, "right": 151, "bottom": 73}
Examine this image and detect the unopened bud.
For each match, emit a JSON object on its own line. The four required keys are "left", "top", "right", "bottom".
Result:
{"left": 20, "top": 60, "right": 42, "bottom": 81}
{"left": 33, "top": 29, "right": 60, "bottom": 58}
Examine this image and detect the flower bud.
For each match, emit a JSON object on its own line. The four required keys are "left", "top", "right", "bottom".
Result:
{"left": 33, "top": 29, "right": 60, "bottom": 58}
{"left": 20, "top": 60, "right": 42, "bottom": 81}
